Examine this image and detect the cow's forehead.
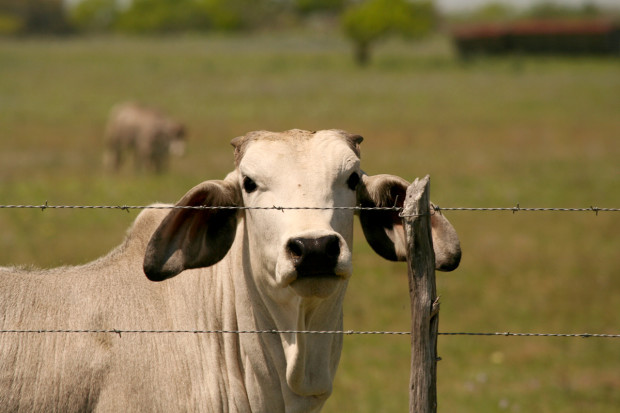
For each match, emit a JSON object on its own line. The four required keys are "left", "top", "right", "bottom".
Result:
{"left": 231, "top": 129, "right": 362, "bottom": 167}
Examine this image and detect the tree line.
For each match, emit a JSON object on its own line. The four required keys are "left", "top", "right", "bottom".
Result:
{"left": 0, "top": 0, "right": 437, "bottom": 64}
{"left": 0, "top": 0, "right": 613, "bottom": 65}
{"left": 0, "top": 0, "right": 382, "bottom": 34}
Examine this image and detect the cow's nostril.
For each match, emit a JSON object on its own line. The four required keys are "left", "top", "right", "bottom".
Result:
{"left": 324, "top": 235, "right": 341, "bottom": 259}
{"left": 287, "top": 238, "right": 305, "bottom": 261}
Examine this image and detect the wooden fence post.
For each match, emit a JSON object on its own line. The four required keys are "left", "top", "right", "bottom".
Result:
{"left": 403, "top": 175, "right": 438, "bottom": 413}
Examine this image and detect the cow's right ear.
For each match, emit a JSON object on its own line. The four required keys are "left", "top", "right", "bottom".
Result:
{"left": 357, "top": 174, "right": 409, "bottom": 261}
{"left": 357, "top": 173, "right": 462, "bottom": 271}
{"left": 143, "top": 172, "right": 241, "bottom": 281}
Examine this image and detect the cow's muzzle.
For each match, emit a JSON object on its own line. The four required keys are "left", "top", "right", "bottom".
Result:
{"left": 275, "top": 231, "right": 351, "bottom": 298}
{"left": 286, "top": 235, "right": 341, "bottom": 278}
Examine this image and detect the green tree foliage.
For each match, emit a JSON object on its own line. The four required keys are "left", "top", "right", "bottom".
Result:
{"left": 447, "top": 1, "right": 606, "bottom": 25}
{"left": 197, "top": 0, "right": 262, "bottom": 32}
{"left": 341, "top": 0, "right": 435, "bottom": 65}
{"left": 295, "top": 0, "right": 347, "bottom": 15}
{"left": 0, "top": 0, "right": 72, "bottom": 35}
{"left": 525, "top": 2, "right": 603, "bottom": 19}
{"left": 69, "top": 0, "right": 120, "bottom": 32}
{"left": 471, "top": 2, "right": 517, "bottom": 22}
{"left": 110, "top": 0, "right": 262, "bottom": 33}
{"left": 115, "top": 0, "right": 208, "bottom": 33}
{"left": 0, "top": 12, "right": 23, "bottom": 35}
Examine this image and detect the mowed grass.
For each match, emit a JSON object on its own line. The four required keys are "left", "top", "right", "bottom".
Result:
{"left": 0, "top": 33, "right": 619, "bottom": 412}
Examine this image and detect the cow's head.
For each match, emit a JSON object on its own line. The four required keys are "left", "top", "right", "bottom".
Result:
{"left": 142, "top": 129, "right": 460, "bottom": 405}
{"left": 143, "top": 129, "right": 460, "bottom": 296}
{"left": 165, "top": 121, "right": 187, "bottom": 157}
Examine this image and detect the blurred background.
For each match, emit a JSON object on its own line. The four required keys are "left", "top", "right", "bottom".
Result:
{"left": 1, "top": 0, "right": 619, "bottom": 411}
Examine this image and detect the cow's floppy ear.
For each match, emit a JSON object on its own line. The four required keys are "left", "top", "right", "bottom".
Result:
{"left": 429, "top": 204, "right": 461, "bottom": 271}
{"left": 144, "top": 173, "right": 241, "bottom": 281}
{"left": 357, "top": 174, "right": 461, "bottom": 271}
{"left": 357, "top": 174, "right": 408, "bottom": 261}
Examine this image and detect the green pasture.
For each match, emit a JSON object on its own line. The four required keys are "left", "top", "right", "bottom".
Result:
{"left": 1, "top": 33, "right": 619, "bottom": 412}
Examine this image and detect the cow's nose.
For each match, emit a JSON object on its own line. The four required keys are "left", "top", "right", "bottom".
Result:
{"left": 286, "top": 235, "right": 341, "bottom": 277}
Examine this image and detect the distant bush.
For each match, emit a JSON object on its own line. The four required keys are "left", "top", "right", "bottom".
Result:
{"left": 69, "top": 0, "right": 120, "bottom": 33}
{"left": 98, "top": 0, "right": 267, "bottom": 34}
{"left": 445, "top": 1, "right": 610, "bottom": 25}
{"left": 0, "top": 0, "right": 72, "bottom": 35}
{"left": 295, "top": 0, "right": 348, "bottom": 15}
{"left": 197, "top": 0, "right": 265, "bottom": 32}
{"left": 0, "top": 12, "right": 23, "bottom": 35}
{"left": 525, "top": 2, "right": 604, "bottom": 19}
{"left": 468, "top": 2, "right": 518, "bottom": 22}
{"left": 115, "top": 0, "right": 208, "bottom": 33}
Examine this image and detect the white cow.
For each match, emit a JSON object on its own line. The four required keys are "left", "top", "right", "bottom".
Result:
{"left": 0, "top": 129, "right": 460, "bottom": 412}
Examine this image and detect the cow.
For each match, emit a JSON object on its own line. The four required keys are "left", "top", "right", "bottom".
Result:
{"left": 0, "top": 129, "right": 461, "bottom": 412}
{"left": 103, "top": 102, "right": 186, "bottom": 174}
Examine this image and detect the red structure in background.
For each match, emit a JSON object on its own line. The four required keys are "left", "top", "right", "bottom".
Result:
{"left": 451, "top": 19, "right": 620, "bottom": 58}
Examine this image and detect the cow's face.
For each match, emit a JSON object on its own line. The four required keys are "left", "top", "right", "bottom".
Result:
{"left": 233, "top": 130, "right": 362, "bottom": 298}
{"left": 167, "top": 122, "right": 186, "bottom": 157}
{"left": 143, "top": 129, "right": 461, "bottom": 294}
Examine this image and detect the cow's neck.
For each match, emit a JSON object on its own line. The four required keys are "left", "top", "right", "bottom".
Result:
{"left": 234, "top": 225, "right": 347, "bottom": 411}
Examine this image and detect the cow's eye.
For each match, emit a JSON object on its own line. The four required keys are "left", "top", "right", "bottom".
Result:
{"left": 346, "top": 172, "right": 360, "bottom": 191}
{"left": 243, "top": 176, "right": 257, "bottom": 193}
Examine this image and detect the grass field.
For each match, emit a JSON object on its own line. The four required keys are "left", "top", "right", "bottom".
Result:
{"left": 1, "top": 32, "right": 619, "bottom": 412}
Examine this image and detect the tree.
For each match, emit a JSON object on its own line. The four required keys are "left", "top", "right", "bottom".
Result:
{"left": 342, "top": 0, "right": 435, "bottom": 66}
{"left": 472, "top": 2, "right": 517, "bottom": 22}
{"left": 525, "top": 2, "right": 598, "bottom": 19}
{"left": 295, "top": 0, "right": 347, "bottom": 15}
{"left": 115, "top": 0, "right": 207, "bottom": 33}
{"left": 69, "top": 0, "right": 120, "bottom": 32}
{"left": 196, "top": 0, "right": 261, "bottom": 32}
{"left": 0, "top": 0, "right": 72, "bottom": 35}
{"left": 112, "top": 0, "right": 262, "bottom": 34}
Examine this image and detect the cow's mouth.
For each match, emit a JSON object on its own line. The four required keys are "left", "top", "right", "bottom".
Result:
{"left": 295, "top": 269, "right": 339, "bottom": 279}
{"left": 290, "top": 276, "right": 344, "bottom": 298}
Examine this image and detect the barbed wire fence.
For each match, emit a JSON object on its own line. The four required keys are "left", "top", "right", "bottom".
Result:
{"left": 0, "top": 203, "right": 619, "bottom": 214}
{"left": 2, "top": 189, "right": 619, "bottom": 411}
{"left": 0, "top": 201, "right": 618, "bottom": 340}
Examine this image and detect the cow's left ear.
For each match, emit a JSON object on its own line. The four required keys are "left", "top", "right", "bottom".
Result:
{"left": 357, "top": 174, "right": 461, "bottom": 271}
{"left": 143, "top": 172, "right": 241, "bottom": 281}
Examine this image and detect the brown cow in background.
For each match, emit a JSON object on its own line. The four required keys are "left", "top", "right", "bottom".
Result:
{"left": 103, "top": 102, "right": 186, "bottom": 173}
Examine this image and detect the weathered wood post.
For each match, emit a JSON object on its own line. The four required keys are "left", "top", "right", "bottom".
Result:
{"left": 403, "top": 175, "right": 439, "bottom": 413}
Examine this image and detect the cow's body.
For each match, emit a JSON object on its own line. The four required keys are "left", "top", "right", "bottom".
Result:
{"left": 1, "top": 129, "right": 460, "bottom": 412}
{"left": 1, "top": 210, "right": 297, "bottom": 412}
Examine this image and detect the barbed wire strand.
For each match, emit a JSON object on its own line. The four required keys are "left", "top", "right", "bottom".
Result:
{"left": 435, "top": 205, "right": 619, "bottom": 215}
{"left": 0, "top": 329, "right": 618, "bottom": 338}
{"left": 0, "top": 204, "right": 618, "bottom": 214}
{"left": 0, "top": 204, "right": 401, "bottom": 212}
